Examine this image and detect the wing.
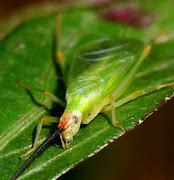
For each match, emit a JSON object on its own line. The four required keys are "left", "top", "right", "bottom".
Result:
{"left": 66, "top": 38, "right": 145, "bottom": 99}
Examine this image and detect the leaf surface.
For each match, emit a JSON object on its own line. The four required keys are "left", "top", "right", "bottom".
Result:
{"left": 0, "top": 2, "right": 174, "bottom": 179}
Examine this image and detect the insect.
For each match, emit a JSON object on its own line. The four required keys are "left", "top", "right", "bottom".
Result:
{"left": 11, "top": 18, "right": 174, "bottom": 180}
{"left": 58, "top": 38, "right": 150, "bottom": 148}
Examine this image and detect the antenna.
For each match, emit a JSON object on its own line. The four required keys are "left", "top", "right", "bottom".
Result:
{"left": 11, "top": 129, "right": 60, "bottom": 180}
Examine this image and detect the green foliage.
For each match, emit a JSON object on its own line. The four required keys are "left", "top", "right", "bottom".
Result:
{"left": 0, "top": 2, "right": 174, "bottom": 179}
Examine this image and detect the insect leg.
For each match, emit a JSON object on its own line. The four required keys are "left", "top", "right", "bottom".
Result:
{"left": 17, "top": 80, "right": 65, "bottom": 107}
{"left": 21, "top": 115, "right": 59, "bottom": 158}
{"left": 111, "top": 101, "right": 126, "bottom": 133}
{"left": 104, "top": 82, "right": 174, "bottom": 112}
{"left": 43, "top": 91, "right": 65, "bottom": 107}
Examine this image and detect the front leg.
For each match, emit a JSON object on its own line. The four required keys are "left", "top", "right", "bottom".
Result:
{"left": 21, "top": 115, "right": 59, "bottom": 158}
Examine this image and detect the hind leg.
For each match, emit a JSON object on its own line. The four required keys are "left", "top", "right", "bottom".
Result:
{"left": 103, "top": 82, "right": 174, "bottom": 112}
{"left": 102, "top": 83, "right": 174, "bottom": 133}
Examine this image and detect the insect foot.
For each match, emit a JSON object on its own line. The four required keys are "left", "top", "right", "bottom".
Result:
{"left": 112, "top": 121, "right": 126, "bottom": 134}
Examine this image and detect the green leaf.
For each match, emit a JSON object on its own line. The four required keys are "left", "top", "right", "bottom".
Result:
{"left": 0, "top": 4, "right": 174, "bottom": 180}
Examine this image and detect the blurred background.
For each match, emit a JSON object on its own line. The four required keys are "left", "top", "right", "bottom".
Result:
{"left": 0, "top": 1, "right": 174, "bottom": 180}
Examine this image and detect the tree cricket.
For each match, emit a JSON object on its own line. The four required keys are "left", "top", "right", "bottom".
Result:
{"left": 11, "top": 15, "right": 174, "bottom": 180}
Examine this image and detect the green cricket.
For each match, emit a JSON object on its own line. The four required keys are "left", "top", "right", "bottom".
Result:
{"left": 11, "top": 15, "right": 174, "bottom": 180}
{"left": 58, "top": 38, "right": 151, "bottom": 148}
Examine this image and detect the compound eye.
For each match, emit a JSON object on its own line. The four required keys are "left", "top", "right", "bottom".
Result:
{"left": 73, "top": 115, "right": 78, "bottom": 124}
